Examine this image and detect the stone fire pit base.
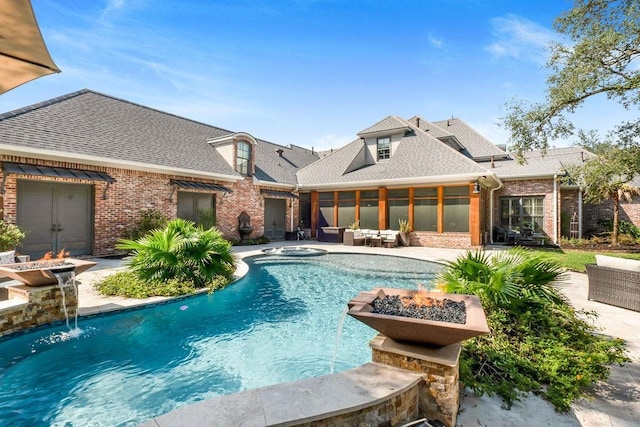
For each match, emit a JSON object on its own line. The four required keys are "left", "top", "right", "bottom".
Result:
{"left": 370, "top": 334, "right": 461, "bottom": 427}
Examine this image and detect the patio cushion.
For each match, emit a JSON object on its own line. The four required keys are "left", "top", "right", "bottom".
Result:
{"left": 595, "top": 255, "right": 640, "bottom": 272}
{"left": 0, "top": 250, "right": 15, "bottom": 265}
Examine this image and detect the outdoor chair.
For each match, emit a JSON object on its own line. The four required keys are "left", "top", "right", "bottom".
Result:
{"left": 586, "top": 255, "right": 640, "bottom": 312}
{"left": 493, "top": 226, "right": 517, "bottom": 243}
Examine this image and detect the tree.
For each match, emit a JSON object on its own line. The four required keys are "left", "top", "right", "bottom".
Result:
{"left": 503, "top": 0, "right": 640, "bottom": 157}
{"left": 564, "top": 132, "right": 640, "bottom": 245}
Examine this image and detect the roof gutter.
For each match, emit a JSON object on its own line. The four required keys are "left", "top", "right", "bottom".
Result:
{"left": 0, "top": 145, "right": 242, "bottom": 182}
{"left": 252, "top": 176, "right": 297, "bottom": 190}
{"left": 297, "top": 171, "right": 502, "bottom": 191}
{"left": 497, "top": 171, "right": 568, "bottom": 180}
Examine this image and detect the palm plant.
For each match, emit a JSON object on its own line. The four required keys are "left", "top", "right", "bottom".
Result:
{"left": 437, "top": 248, "right": 628, "bottom": 412}
{"left": 117, "top": 218, "right": 235, "bottom": 288}
{"left": 438, "top": 248, "right": 567, "bottom": 307}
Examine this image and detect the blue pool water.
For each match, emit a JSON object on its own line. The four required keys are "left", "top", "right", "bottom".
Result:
{"left": 0, "top": 253, "right": 441, "bottom": 426}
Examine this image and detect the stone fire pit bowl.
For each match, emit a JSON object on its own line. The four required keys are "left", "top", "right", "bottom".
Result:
{"left": 347, "top": 287, "right": 490, "bottom": 347}
{"left": 0, "top": 258, "right": 97, "bottom": 287}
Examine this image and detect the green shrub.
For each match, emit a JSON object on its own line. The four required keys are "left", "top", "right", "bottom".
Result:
{"left": 117, "top": 218, "right": 235, "bottom": 288}
{"left": 124, "top": 209, "right": 169, "bottom": 241}
{"left": 599, "top": 219, "right": 640, "bottom": 239}
{"left": 94, "top": 270, "right": 197, "bottom": 298}
{"left": 0, "top": 220, "right": 25, "bottom": 251}
{"left": 438, "top": 249, "right": 629, "bottom": 411}
{"left": 197, "top": 208, "right": 217, "bottom": 229}
{"left": 617, "top": 233, "right": 638, "bottom": 246}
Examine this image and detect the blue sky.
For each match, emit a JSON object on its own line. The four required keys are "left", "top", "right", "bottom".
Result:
{"left": 1, "top": 0, "right": 636, "bottom": 151}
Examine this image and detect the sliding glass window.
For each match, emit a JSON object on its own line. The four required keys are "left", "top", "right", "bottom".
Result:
{"left": 337, "top": 191, "right": 356, "bottom": 228}
{"left": 359, "top": 190, "right": 378, "bottom": 229}
{"left": 318, "top": 192, "right": 334, "bottom": 227}
{"left": 443, "top": 186, "right": 469, "bottom": 232}
{"left": 388, "top": 189, "right": 408, "bottom": 230}
{"left": 413, "top": 188, "right": 437, "bottom": 231}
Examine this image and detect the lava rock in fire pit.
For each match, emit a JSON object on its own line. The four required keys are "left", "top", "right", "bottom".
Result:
{"left": 372, "top": 294, "right": 467, "bottom": 324}
{"left": 11, "top": 260, "right": 73, "bottom": 271}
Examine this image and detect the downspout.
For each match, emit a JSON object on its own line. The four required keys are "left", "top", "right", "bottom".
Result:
{"left": 578, "top": 187, "right": 583, "bottom": 238}
{"left": 489, "top": 179, "right": 504, "bottom": 244}
{"left": 553, "top": 175, "right": 558, "bottom": 244}
{"left": 290, "top": 199, "right": 294, "bottom": 232}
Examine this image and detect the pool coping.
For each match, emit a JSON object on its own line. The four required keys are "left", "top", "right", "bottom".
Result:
{"left": 139, "top": 362, "right": 423, "bottom": 427}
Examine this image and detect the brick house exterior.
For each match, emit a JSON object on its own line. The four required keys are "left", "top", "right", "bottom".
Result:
{"left": 0, "top": 90, "right": 315, "bottom": 258}
{"left": 0, "top": 90, "right": 637, "bottom": 256}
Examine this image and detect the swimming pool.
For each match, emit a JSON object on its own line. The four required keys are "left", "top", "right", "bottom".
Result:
{"left": 0, "top": 253, "right": 441, "bottom": 426}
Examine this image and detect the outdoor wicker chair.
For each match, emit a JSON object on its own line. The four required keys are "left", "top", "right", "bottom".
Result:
{"left": 586, "top": 258, "right": 640, "bottom": 312}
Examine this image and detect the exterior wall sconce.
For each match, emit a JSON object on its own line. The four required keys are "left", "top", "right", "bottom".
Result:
{"left": 473, "top": 181, "right": 481, "bottom": 194}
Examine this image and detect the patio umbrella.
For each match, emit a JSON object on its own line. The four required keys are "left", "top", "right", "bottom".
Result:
{"left": 0, "top": 0, "right": 60, "bottom": 95}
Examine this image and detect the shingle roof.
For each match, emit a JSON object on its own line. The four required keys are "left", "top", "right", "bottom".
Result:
{"left": 0, "top": 89, "right": 241, "bottom": 178}
{"left": 357, "top": 115, "right": 411, "bottom": 137}
{"left": 479, "top": 146, "right": 594, "bottom": 178}
{"left": 407, "top": 116, "right": 452, "bottom": 139}
{"left": 253, "top": 140, "right": 318, "bottom": 185}
{"left": 432, "top": 118, "right": 508, "bottom": 159}
{"left": 297, "top": 117, "right": 489, "bottom": 187}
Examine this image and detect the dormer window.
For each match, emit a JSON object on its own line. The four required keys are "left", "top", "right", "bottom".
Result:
{"left": 377, "top": 137, "right": 390, "bottom": 160}
{"left": 236, "top": 140, "right": 251, "bottom": 175}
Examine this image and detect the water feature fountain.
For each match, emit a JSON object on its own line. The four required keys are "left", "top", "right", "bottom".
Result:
{"left": 54, "top": 270, "right": 81, "bottom": 334}
{"left": 0, "top": 258, "right": 96, "bottom": 286}
{"left": 261, "top": 246, "right": 328, "bottom": 257}
{"left": 0, "top": 258, "right": 96, "bottom": 337}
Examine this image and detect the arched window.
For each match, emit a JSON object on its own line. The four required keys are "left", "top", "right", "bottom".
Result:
{"left": 236, "top": 141, "right": 251, "bottom": 175}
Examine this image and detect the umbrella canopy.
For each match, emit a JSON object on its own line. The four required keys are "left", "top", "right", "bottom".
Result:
{"left": 0, "top": 0, "right": 60, "bottom": 94}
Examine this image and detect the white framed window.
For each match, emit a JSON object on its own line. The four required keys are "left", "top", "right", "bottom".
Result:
{"left": 500, "top": 196, "right": 545, "bottom": 233}
{"left": 236, "top": 141, "right": 251, "bottom": 175}
{"left": 377, "top": 137, "right": 390, "bottom": 160}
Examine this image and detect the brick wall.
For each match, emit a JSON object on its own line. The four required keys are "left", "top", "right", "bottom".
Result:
{"left": 583, "top": 194, "right": 640, "bottom": 236}
{"left": 412, "top": 231, "right": 473, "bottom": 249}
{"left": 491, "top": 178, "right": 558, "bottom": 242}
{"left": 1, "top": 156, "right": 297, "bottom": 256}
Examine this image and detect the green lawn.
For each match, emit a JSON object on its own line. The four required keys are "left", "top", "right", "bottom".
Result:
{"left": 525, "top": 248, "right": 640, "bottom": 272}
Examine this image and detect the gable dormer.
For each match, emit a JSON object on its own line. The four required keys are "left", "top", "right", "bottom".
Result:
{"left": 357, "top": 116, "right": 411, "bottom": 163}
{"left": 207, "top": 132, "right": 257, "bottom": 177}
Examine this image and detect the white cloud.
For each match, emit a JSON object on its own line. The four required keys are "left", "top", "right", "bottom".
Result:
{"left": 428, "top": 33, "right": 443, "bottom": 48}
{"left": 485, "top": 14, "right": 556, "bottom": 64}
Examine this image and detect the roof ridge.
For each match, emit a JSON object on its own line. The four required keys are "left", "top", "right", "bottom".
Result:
{"left": 0, "top": 89, "right": 89, "bottom": 121}
{"left": 82, "top": 89, "right": 238, "bottom": 135}
{"left": 404, "top": 120, "right": 488, "bottom": 171}
{"left": 0, "top": 89, "right": 238, "bottom": 137}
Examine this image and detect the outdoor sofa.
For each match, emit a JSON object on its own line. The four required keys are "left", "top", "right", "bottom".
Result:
{"left": 359, "top": 229, "right": 399, "bottom": 247}
{"left": 586, "top": 254, "right": 640, "bottom": 312}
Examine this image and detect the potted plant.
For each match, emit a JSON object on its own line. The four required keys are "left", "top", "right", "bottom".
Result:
{"left": 398, "top": 219, "right": 411, "bottom": 247}
{"left": 0, "top": 218, "right": 26, "bottom": 264}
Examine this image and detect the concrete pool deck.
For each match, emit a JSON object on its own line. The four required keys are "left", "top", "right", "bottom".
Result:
{"left": 71, "top": 242, "right": 639, "bottom": 426}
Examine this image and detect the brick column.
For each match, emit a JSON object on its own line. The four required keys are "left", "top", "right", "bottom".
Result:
{"left": 370, "top": 335, "right": 461, "bottom": 427}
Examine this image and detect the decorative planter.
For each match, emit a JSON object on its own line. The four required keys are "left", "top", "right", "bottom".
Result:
{"left": 347, "top": 287, "right": 490, "bottom": 347}
{"left": 0, "top": 258, "right": 97, "bottom": 286}
{"left": 399, "top": 232, "right": 411, "bottom": 247}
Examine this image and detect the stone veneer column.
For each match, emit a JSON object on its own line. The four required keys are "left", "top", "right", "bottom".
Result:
{"left": 0, "top": 284, "right": 77, "bottom": 337}
{"left": 370, "top": 335, "right": 460, "bottom": 427}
